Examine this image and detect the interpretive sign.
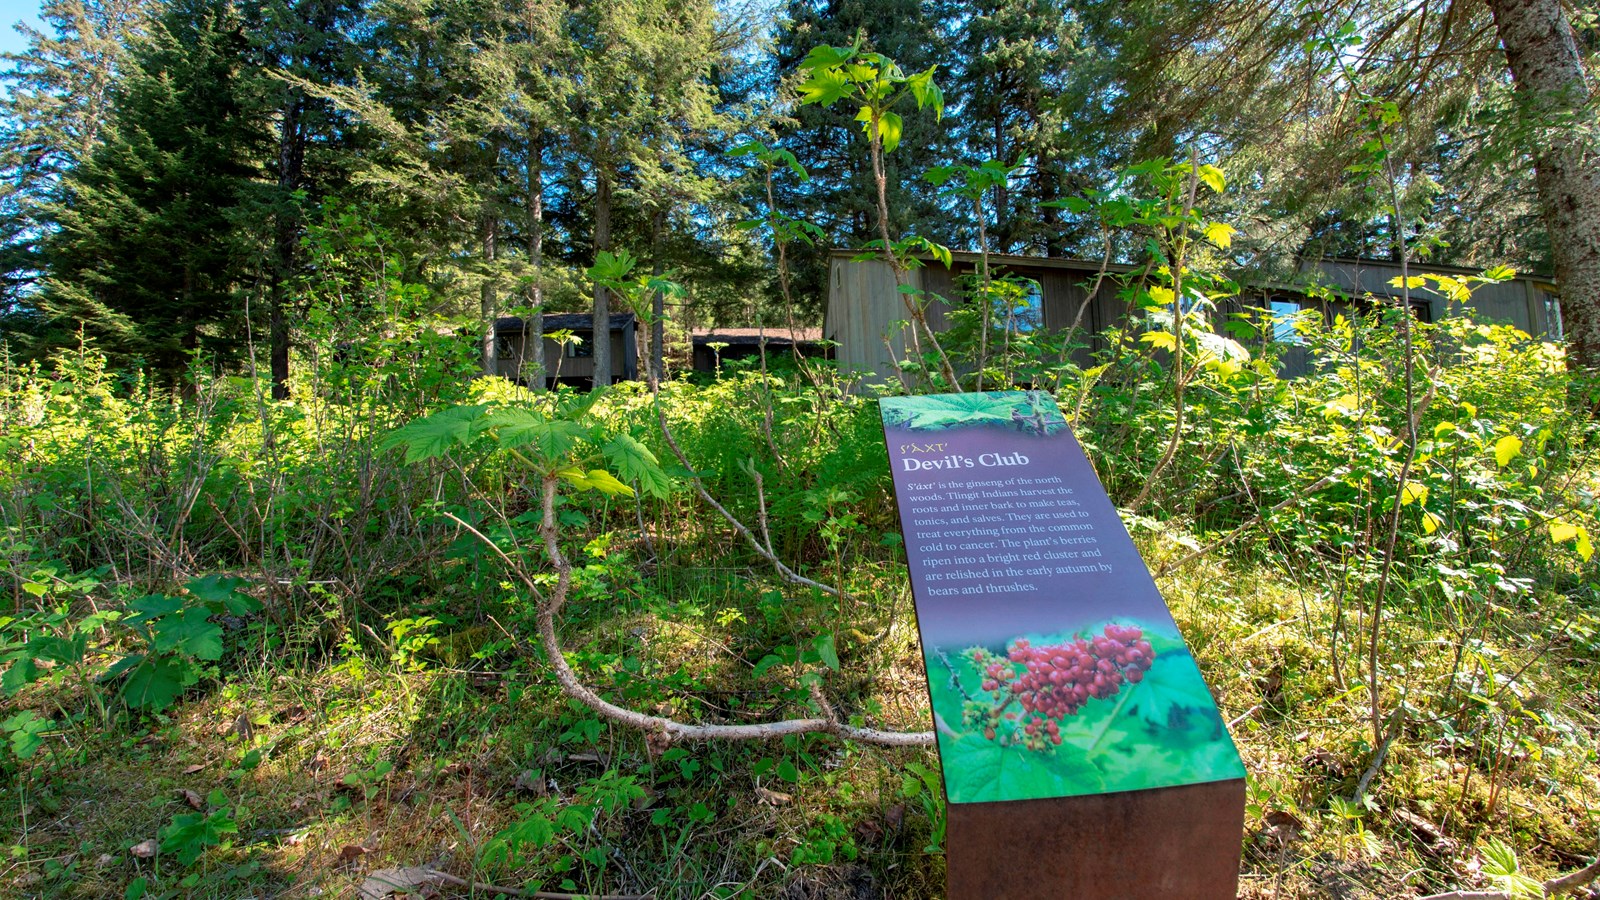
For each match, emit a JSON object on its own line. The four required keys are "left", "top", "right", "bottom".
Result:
{"left": 880, "top": 390, "right": 1246, "bottom": 898}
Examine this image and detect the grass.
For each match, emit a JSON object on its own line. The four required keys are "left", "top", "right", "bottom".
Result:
{"left": 2, "top": 348, "right": 1597, "bottom": 899}
{"left": 3, "top": 520, "right": 1595, "bottom": 899}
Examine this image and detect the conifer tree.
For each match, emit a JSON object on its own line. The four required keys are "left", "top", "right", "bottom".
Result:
{"left": 558, "top": 0, "right": 743, "bottom": 385}
{"left": 242, "top": 0, "right": 363, "bottom": 397}
{"left": 38, "top": 0, "right": 270, "bottom": 376}
{"left": 948, "top": 0, "right": 1085, "bottom": 256}
{"left": 0, "top": 0, "right": 154, "bottom": 320}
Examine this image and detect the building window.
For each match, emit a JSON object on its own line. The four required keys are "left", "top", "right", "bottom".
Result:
{"left": 1015, "top": 280, "right": 1044, "bottom": 332}
{"left": 1269, "top": 299, "right": 1303, "bottom": 345}
{"left": 565, "top": 332, "right": 594, "bottom": 358}
{"left": 1544, "top": 293, "right": 1563, "bottom": 340}
{"left": 495, "top": 334, "right": 519, "bottom": 358}
{"left": 990, "top": 277, "right": 1043, "bottom": 333}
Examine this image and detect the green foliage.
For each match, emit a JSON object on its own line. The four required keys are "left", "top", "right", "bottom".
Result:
{"left": 379, "top": 390, "right": 671, "bottom": 501}
{"left": 35, "top": 0, "right": 272, "bottom": 377}
{"left": 159, "top": 796, "right": 239, "bottom": 866}
{"left": 1480, "top": 837, "right": 1545, "bottom": 899}
{"left": 2, "top": 709, "right": 53, "bottom": 761}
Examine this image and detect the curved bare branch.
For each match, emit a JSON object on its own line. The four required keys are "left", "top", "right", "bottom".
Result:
{"left": 526, "top": 474, "right": 932, "bottom": 748}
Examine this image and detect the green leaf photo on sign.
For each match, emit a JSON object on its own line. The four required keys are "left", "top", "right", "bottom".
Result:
{"left": 880, "top": 391, "right": 1066, "bottom": 436}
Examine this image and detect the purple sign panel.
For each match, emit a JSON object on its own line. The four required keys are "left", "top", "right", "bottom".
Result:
{"left": 881, "top": 391, "right": 1244, "bottom": 803}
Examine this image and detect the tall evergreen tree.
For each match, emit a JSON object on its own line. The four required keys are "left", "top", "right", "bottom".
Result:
{"left": 0, "top": 0, "right": 154, "bottom": 322}
{"left": 297, "top": 0, "right": 572, "bottom": 379}
{"left": 38, "top": 0, "right": 270, "bottom": 376}
{"left": 947, "top": 0, "right": 1085, "bottom": 256}
{"left": 243, "top": 0, "right": 363, "bottom": 397}
{"left": 559, "top": 0, "right": 744, "bottom": 385}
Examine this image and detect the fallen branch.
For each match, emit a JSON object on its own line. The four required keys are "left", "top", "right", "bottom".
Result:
{"left": 1417, "top": 847, "right": 1600, "bottom": 900}
{"left": 1156, "top": 474, "right": 1340, "bottom": 577}
{"left": 423, "top": 867, "right": 652, "bottom": 900}
{"left": 529, "top": 475, "right": 932, "bottom": 749}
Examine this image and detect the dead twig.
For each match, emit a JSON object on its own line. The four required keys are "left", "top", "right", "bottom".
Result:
{"left": 653, "top": 396, "right": 844, "bottom": 600}
{"left": 1417, "top": 848, "right": 1600, "bottom": 900}
{"left": 422, "top": 867, "right": 652, "bottom": 900}
{"left": 1156, "top": 474, "right": 1341, "bottom": 577}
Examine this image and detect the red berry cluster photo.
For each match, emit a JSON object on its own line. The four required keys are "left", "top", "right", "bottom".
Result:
{"left": 965, "top": 624, "right": 1155, "bottom": 751}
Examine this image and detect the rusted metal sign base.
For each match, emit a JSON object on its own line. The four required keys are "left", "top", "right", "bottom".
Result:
{"left": 946, "top": 777, "right": 1246, "bottom": 899}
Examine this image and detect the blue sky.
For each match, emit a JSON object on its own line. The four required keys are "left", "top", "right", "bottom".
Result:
{"left": 0, "top": 0, "right": 44, "bottom": 59}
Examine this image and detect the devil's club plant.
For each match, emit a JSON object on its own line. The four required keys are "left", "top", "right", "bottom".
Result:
{"left": 795, "top": 38, "right": 959, "bottom": 389}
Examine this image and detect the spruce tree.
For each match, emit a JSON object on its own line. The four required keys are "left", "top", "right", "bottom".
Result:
{"left": 558, "top": 0, "right": 746, "bottom": 385}
{"left": 38, "top": 0, "right": 270, "bottom": 377}
{"left": 948, "top": 0, "right": 1085, "bottom": 256}
{"left": 242, "top": 0, "right": 364, "bottom": 397}
{"left": 771, "top": 0, "right": 953, "bottom": 317}
{"left": 0, "top": 0, "right": 153, "bottom": 326}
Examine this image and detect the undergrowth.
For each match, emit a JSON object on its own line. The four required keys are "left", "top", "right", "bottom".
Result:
{"left": 0, "top": 296, "right": 1597, "bottom": 898}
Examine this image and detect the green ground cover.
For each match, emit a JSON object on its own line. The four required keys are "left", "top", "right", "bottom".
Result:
{"left": 1, "top": 306, "right": 1597, "bottom": 898}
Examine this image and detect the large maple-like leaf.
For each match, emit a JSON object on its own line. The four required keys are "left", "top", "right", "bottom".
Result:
{"left": 604, "top": 433, "right": 672, "bottom": 499}
{"left": 379, "top": 405, "right": 488, "bottom": 463}
{"left": 1120, "top": 653, "right": 1223, "bottom": 729}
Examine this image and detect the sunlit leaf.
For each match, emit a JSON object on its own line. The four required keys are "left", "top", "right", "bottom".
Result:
{"left": 486, "top": 411, "right": 588, "bottom": 462}
{"left": 586, "top": 250, "right": 637, "bottom": 285}
{"left": 798, "top": 43, "right": 852, "bottom": 72}
{"left": 603, "top": 434, "right": 671, "bottom": 499}
{"left": 1140, "top": 331, "right": 1177, "bottom": 351}
{"left": 1399, "top": 482, "right": 1428, "bottom": 506}
{"left": 380, "top": 405, "right": 489, "bottom": 463}
{"left": 561, "top": 468, "right": 633, "bottom": 497}
{"left": 906, "top": 66, "right": 944, "bottom": 118}
{"left": 797, "top": 68, "right": 850, "bottom": 106}
{"left": 1493, "top": 435, "right": 1523, "bottom": 468}
{"left": 1202, "top": 222, "right": 1236, "bottom": 250}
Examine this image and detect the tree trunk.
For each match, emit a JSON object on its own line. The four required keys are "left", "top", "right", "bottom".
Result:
{"left": 269, "top": 93, "right": 303, "bottom": 401}
{"left": 480, "top": 213, "right": 498, "bottom": 378}
{"left": 1486, "top": 0, "right": 1600, "bottom": 380}
{"left": 524, "top": 135, "right": 545, "bottom": 390}
{"left": 650, "top": 209, "right": 665, "bottom": 388}
{"left": 592, "top": 168, "right": 613, "bottom": 388}
{"left": 992, "top": 114, "right": 1010, "bottom": 254}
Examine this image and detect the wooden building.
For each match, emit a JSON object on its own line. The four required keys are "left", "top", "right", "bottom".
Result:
{"left": 825, "top": 250, "right": 1560, "bottom": 382}
{"left": 690, "top": 326, "right": 829, "bottom": 372}
{"left": 1296, "top": 257, "right": 1561, "bottom": 336}
{"left": 493, "top": 313, "right": 638, "bottom": 387}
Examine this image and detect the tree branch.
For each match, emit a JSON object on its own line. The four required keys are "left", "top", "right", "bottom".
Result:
{"left": 517, "top": 473, "right": 932, "bottom": 749}
{"left": 653, "top": 395, "right": 844, "bottom": 599}
{"left": 1417, "top": 847, "right": 1600, "bottom": 900}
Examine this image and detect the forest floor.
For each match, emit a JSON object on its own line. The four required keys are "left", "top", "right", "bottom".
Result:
{"left": 4, "top": 528, "right": 1594, "bottom": 900}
